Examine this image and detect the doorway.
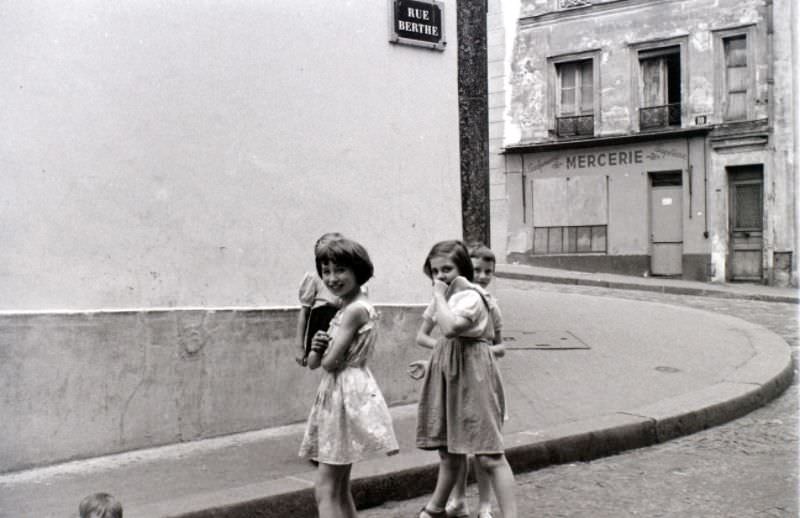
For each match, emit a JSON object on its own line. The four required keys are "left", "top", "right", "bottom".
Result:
{"left": 728, "top": 165, "right": 764, "bottom": 281}
{"left": 649, "top": 171, "right": 683, "bottom": 276}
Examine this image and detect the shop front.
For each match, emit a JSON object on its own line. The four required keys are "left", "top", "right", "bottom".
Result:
{"left": 504, "top": 130, "right": 712, "bottom": 280}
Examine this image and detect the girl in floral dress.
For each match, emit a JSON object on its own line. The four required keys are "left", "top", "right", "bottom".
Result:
{"left": 298, "top": 238, "right": 398, "bottom": 518}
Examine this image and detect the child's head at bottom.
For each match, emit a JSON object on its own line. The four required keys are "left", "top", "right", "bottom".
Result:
{"left": 79, "top": 493, "right": 122, "bottom": 518}
{"left": 466, "top": 241, "right": 496, "bottom": 289}
{"left": 423, "top": 240, "right": 474, "bottom": 283}
{"left": 315, "top": 238, "right": 374, "bottom": 292}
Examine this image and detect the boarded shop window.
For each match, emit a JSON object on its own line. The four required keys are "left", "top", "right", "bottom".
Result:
{"left": 723, "top": 35, "right": 748, "bottom": 121}
{"left": 532, "top": 176, "right": 607, "bottom": 227}
{"left": 639, "top": 47, "right": 681, "bottom": 129}
{"left": 531, "top": 175, "right": 608, "bottom": 255}
{"left": 556, "top": 60, "right": 594, "bottom": 137}
{"left": 533, "top": 225, "right": 608, "bottom": 254}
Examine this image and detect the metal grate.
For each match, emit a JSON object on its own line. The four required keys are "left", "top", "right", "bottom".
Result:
{"left": 556, "top": 114, "right": 594, "bottom": 137}
{"left": 503, "top": 330, "right": 590, "bottom": 350}
{"left": 734, "top": 183, "right": 762, "bottom": 229}
{"left": 560, "top": 0, "right": 592, "bottom": 8}
{"left": 640, "top": 103, "right": 681, "bottom": 129}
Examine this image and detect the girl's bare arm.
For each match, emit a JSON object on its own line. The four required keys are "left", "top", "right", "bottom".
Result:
{"left": 416, "top": 318, "right": 438, "bottom": 349}
{"left": 490, "top": 329, "right": 506, "bottom": 358}
{"left": 295, "top": 306, "right": 311, "bottom": 364}
{"left": 320, "top": 303, "right": 368, "bottom": 372}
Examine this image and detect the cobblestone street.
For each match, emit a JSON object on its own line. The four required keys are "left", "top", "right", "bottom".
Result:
{"left": 360, "top": 280, "right": 799, "bottom": 518}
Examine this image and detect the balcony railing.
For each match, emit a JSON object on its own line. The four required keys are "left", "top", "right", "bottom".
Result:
{"left": 556, "top": 114, "right": 594, "bottom": 137}
{"left": 639, "top": 103, "right": 681, "bottom": 129}
{"left": 560, "top": 0, "right": 591, "bottom": 8}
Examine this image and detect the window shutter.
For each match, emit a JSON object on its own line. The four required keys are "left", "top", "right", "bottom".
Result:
{"left": 579, "top": 60, "right": 593, "bottom": 114}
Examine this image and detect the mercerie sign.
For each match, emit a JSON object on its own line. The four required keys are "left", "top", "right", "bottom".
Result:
{"left": 390, "top": 0, "right": 445, "bottom": 50}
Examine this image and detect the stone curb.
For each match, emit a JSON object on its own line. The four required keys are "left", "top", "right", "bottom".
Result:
{"left": 142, "top": 323, "right": 794, "bottom": 518}
{"left": 495, "top": 270, "right": 799, "bottom": 304}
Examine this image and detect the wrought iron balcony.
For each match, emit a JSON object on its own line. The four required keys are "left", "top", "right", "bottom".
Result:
{"left": 639, "top": 103, "right": 681, "bottom": 129}
{"left": 556, "top": 114, "right": 594, "bottom": 137}
{"left": 560, "top": 0, "right": 591, "bottom": 8}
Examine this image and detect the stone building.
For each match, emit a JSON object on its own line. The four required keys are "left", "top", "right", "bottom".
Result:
{"left": 488, "top": 0, "right": 797, "bottom": 286}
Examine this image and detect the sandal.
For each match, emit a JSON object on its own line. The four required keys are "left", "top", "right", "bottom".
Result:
{"left": 419, "top": 508, "right": 447, "bottom": 518}
{"left": 445, "top": 502, "right": 470, "bottom": 518}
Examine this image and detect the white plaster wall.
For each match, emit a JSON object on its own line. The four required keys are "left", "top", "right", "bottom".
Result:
{"left": 0, "top": 1, "right": 461, "bottom": 310}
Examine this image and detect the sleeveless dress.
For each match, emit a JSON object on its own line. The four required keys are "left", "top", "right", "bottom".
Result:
{"left": 416, "top": 288, "right": 506, "bottom": 454}
{"left": 298, "top": 299, "right": 399, "bottom": 465}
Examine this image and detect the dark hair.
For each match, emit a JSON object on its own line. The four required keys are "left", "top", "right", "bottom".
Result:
{"left": 314, "top": 232, "right": 344, "bottom": 253}
{"left": 466, "top": 241, "right": 496, "bottom": 264}
{"left": 79, "top": 493, "right": 122, "bottom": 518}
{"left": 315, "top": 238, "right": 374, "bottom": 285}
{"left": 423, "top": 240, "right": 474, "bottom": 282}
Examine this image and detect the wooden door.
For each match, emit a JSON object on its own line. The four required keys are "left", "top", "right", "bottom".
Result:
{"left": 728, "top": 167, "right": 763, "bottom": 281}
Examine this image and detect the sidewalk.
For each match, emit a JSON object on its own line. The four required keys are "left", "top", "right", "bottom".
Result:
{"left": 496, "top": 263, "right": 799, "bottom": 303}
{"left": 0, "top": 277, "right": 794, "bottom": 518}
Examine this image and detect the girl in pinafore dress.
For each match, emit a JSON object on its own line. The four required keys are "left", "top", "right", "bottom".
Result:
{"left": 414, "top": 240, "right": 517, "bottom": 518}
{"left": 298, "top": 238, "right": 398, "bottom": 518}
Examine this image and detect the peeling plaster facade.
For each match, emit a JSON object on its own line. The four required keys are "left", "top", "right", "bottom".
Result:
{"left": 488, "top": 0, "right": 797, "bottom": 286}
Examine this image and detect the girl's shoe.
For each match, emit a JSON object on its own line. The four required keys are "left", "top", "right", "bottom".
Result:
{"left": 444, "top": 501, "right": 470, "bottom": 518}
{"left": 418, "top": 508, "right": 447, "bottom": 518}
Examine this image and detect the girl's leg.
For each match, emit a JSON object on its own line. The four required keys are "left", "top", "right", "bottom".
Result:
{"left": 475, "top": 454, "right": 517, "bottom": 518}
{"left": 474, "top": 457, "right": 493, "bottom": 516}
{"left": 342, "top": 465, "right": 357, "bottom": 518}
{"left": 422, "top": 450, "right": 465, "bottom": 514}
{"left": 445, "top": 456, "right": 469, "bottom": 515}
{"left": 315, "top": 462, "right": 352, "bottom": 518}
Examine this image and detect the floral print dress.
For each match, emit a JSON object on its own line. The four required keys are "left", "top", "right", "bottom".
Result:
{"left": 298, "top": 299, "right": 399, "bottom": 465}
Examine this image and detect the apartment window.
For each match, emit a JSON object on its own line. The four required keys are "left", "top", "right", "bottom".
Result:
{"left": 639, "top": 46, "right": 681, "bottom": 129}
{"left": 723, "top": 35, "right": 748, "bottom": 121}
{"left": 556, "top": 60, "right": 594, "bottom": 137}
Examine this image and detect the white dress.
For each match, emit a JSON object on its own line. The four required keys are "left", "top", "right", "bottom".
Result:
{"left": 298, "top": 300, "right": 399, "bottom": 464}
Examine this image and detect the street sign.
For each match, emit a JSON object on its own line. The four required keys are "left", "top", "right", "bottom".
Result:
{"left": 389, "top": 0, "right": 446, "bottom": 50}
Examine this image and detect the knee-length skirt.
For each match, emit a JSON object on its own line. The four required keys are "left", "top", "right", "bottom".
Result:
{"left": 415, "top": 337, "right": 506, "bottom": 454}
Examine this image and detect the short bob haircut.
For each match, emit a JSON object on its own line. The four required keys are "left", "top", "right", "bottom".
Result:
{"left": 79, "top": 492, "right": 123, "bottom": 518}
{"left": 466, "top": 241, "right": 495, "bottom": 264}
{"left": 313, "top": 232, "right": 344, "bottom": 253}
{"left": 423, "top": 240, "right": 474, "bottom": 282}
{"left": 315, "top": 237, "right": 374, "bottom": 286}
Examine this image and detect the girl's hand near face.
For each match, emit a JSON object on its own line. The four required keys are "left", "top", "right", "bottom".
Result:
{"left": 432, "top": 279, "right": 449, "bottom": 298}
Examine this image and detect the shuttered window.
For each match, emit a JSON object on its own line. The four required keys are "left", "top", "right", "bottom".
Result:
{"left": 724, "top": 35, "right": 748, "bottom": 121}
